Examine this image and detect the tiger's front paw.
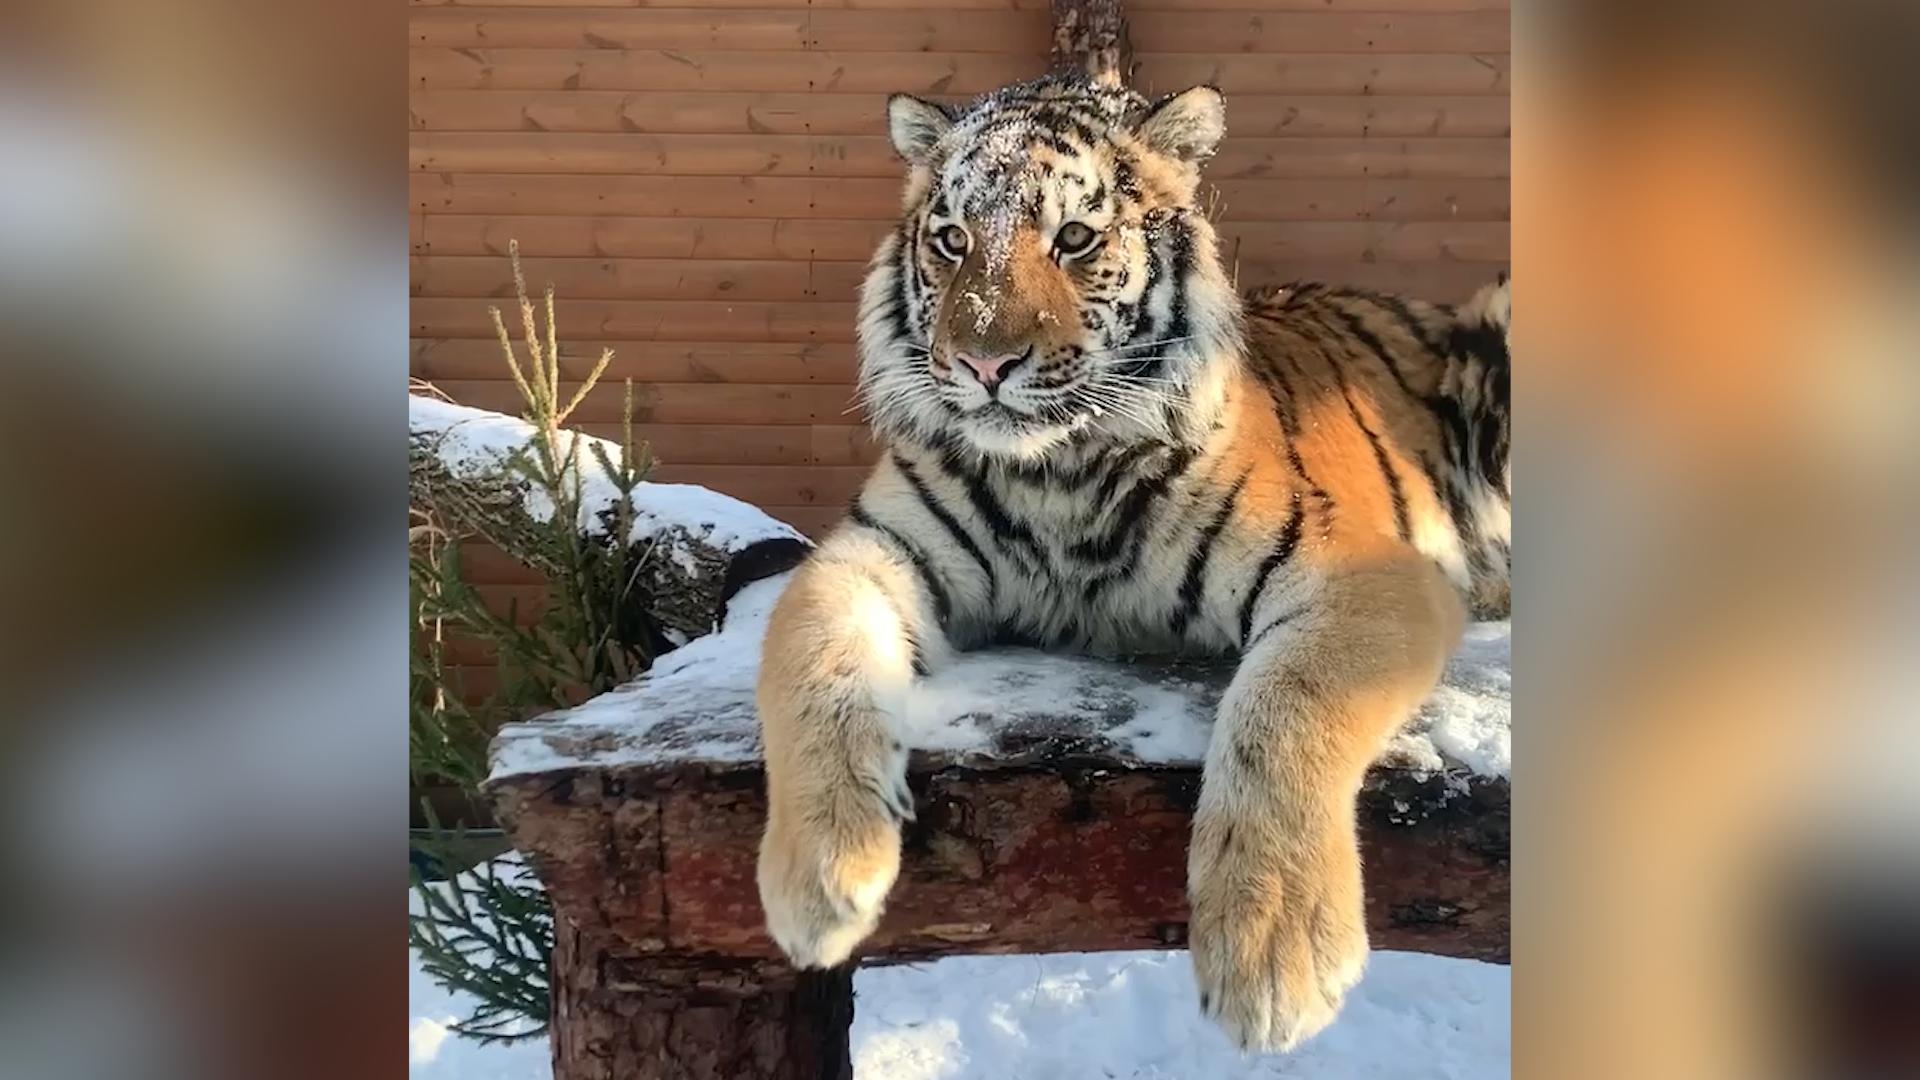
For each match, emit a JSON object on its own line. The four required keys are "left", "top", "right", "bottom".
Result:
{"left": 1187, "top": 808, "right": 1368, "bottom": 1053}
{"left": 757, "top": 763, "right": 914, "bottom": 969}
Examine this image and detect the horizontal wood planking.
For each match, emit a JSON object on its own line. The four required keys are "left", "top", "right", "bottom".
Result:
{"left": 414, "top": 173, "right": 1507, "bottom": 222}
{"left": 1216, "top": 220, "right": 1509, "bottom": 262}
{"left": 412, "top": 9, "right": 1050, "bottom": 51}
{"left": 432, "top": 379, "right": 857, "bottom": 424}
{"left": 651, "top": 463, "right": 870, "bottom": 506}
{"left": 623, "top": 423, "right": 871, "bottom": 465}
{"left": 411, "top": 9, "right": 1499, "bottom": 53}
{"left": 410, "top": 131, "right": 900, "bottom": 177}
{"left": 411, "top": 48, "right": 1047, "bottom": 93}
{"left": 413, "top": 338, "right": 859, "bottom": 383}
{"left": 1129, "top": 11, "right": 1507, "bottom": 53}
{"left": 579, "top": 423, "right": 880, "bottom": 466}
{"left": 1130, "top": 53, "right": 1507, "bottom": 96}
{"left": 412, "top": 90, "right": 896, "bottom": 135}
{"left": 416, "top": 215, "right": 892, "bottom": 259}
{"left": 411, "top": 255, "right": 868, "bottom": 301}
{"left": 1203, "top": 177, "right": 1508, "bottom": 221}
{"left": 411, "top": 0, "right": 1042, "bottom": 7}
{"left": 413, "top": 48, "right": 1503, "bottom": 95}
{"left": 1213, "top": 136, "right": 1507, "bottom": 179}
{"left": 768, "top": 506, "right": 848, "bottom": 537}
{"left": 412, "top": 132, "right": 1507, "bottom": 178}
{"left": 416, "top": 216, "right": 1503, "bottom": 264}
{"left": 413, "top": 8, "right": 808, "bottom": 49}
{"left": 409, "top": 0, "right": 1496, "bottom": 9}
{"left": 413, "top": 297, "right": 859, "bottom": 342}
{"left": 1132, "top": 0, "right": 1501, "bottom": 7}
{"left": 411, "top": 173, "right": 902, "bottom": 217}
{"left": 454, "top": 544, "right": 543, "bottom": 586}
{"left": 412, "top": 90, "right": 1507, "bottom": 138}
{"left": 1230, "top": 259, "right": 1505, "bottom": 302}
{"left": 406, "top": 0, "right": 1509, "bottom": 595}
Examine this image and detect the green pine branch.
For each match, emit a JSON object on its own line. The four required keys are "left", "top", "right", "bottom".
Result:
{"left": 409, "top": 240, "right": 658, "bottom": 1044}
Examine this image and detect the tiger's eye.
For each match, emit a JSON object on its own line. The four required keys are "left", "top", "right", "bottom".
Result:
{"left": 935, "top": 224, "right": 970, "bottom": 260}
{"left": 1054, "top": 221, "right": 1099, "bottom": 258}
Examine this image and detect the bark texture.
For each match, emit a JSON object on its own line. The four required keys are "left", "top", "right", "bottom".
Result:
{"left": 550, "top": 917, "right": 853, "bottom": 1080}
{"left": 497, "top": 756, "right": 1508, "bottom": 966}
{"left": 500, "top": 749, "right": 1507, "bottom": 1079}
{"left": 1050, "top": 0, "right": 1133, "bottom": 88}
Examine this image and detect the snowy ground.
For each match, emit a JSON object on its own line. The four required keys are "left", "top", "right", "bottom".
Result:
{"left": 410, "top": 871, "right": 1509, "bottom": 1080}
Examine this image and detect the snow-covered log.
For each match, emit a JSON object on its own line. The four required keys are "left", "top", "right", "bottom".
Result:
{"left": 487, "top": 573, "right": 1510, "bottom": 1080}
{"left": 408, "top": 395, "right": 809, "bottom": 642}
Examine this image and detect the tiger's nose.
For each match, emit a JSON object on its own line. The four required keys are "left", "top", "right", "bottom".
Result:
{"left": 954, "top": 349, "right": 1026, "bottom": 388}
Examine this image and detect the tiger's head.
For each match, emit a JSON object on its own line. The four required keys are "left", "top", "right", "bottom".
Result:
{"left": 857, "top": 75, "right": 1243, "bottom": 460}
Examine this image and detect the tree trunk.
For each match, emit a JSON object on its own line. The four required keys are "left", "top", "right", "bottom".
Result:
{"left": 1051, "top": 0, "right": 1133, "bottom": 88}
{"left": 550, "top": 917, "right": 854, "bottom": 1080}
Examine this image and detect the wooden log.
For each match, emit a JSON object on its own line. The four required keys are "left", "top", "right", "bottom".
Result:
{"left": 488, "top": 617, "right": 1512, "bottom": 964}
{"left": 550, "top": 919, "right": 854, "bottom": 1080}
{"left": 490, "top": 579, "right": 1508, "bottom": 1077}
{"left": 504, "top": 732, "right": 1505, "bottom": 1080}
{"left": 493, "top": 751, "right": 1509, "bottom": 967}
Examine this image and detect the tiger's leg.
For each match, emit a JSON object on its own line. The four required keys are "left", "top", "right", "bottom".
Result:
{"left": 1189, "top": 553, "right": 1465, "bottom": 1051}
{"left": 756, "top": 529, "right": 942, "bottom": 969}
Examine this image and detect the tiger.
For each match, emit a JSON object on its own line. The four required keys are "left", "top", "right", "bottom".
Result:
{"left": 755, "top": 73, "right": 1511, "bottom": 1053}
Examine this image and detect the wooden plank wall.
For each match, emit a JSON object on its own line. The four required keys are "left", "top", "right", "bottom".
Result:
{"left": 410, "top": 0, "right": 1510, "bottom": 552}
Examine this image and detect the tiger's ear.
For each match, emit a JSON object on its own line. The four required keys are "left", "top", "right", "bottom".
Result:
{"left": 887, "top": 94, "right": 954, "bottom": 165}
{"left": 1135, "top": 86, "right": 1226, "bottom": 164}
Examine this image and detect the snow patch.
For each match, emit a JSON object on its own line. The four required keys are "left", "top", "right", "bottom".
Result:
{"left": 409, "top": 1017, "right": 455, "bottom": 1065}
{"left": 853, "top": 950, "right": 1510, "bottom": 1080}
{"left": 411, "top": 861, "right": 1510, "bottom": 1079}
{"left": 408, "top": 862, "right": 552, "bottom": 1079}
{"left": 409, "top": 395, "right": 806, "bottom": 555}
{"left": 491, "top": 572, "right": 1511, "bottom": 782}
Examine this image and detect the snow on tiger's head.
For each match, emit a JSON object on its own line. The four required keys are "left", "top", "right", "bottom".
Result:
{"left": 856, "top": 74, "right": 1243, "bottom": 460}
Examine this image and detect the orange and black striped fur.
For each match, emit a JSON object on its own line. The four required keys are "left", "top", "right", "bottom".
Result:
{"left": 757, "top": 75, "right": 1510, "bottom": 1052}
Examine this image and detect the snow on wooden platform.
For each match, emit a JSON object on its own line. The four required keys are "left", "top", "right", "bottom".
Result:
{"left": 489, "top": 571, "right": 1511, "bottom": 783}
